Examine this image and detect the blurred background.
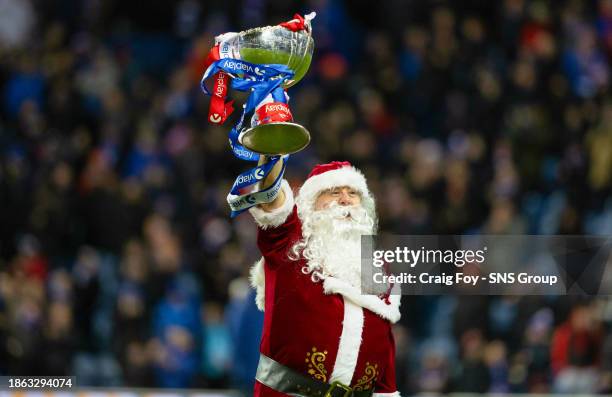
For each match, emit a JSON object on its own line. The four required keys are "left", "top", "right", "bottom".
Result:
{"left": 1, "top": 0, "right": 612, "bottom": 395}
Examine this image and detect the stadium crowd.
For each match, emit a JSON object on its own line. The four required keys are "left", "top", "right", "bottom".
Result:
{"left": 1, "top": 0, "right": 611, "bottom": 395}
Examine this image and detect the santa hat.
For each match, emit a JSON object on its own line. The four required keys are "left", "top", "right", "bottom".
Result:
{"left": 295, "top": 161, "right": 376, "bottom": 223}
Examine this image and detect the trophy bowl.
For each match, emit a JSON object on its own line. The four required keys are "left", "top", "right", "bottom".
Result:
{"left": 237, "top": 25, "right": 314, "bottom": 88}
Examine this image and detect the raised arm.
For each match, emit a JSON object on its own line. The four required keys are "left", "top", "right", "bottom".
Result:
{"left": 257, "top": 155, "right": 286, "bottom": 212}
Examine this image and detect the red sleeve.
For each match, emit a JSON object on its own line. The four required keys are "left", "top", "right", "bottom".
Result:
{"left": 374, "top": 326, "right": 399, "bottom": 395}
{"left": 257, "top": 206, "right": 301, "bottom": 264}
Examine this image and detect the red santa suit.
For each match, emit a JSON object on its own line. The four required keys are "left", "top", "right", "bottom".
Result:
{"left": 248, "top": 162, "right": 402, "bottom": 397}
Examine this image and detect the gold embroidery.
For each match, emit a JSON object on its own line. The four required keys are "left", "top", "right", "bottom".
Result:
{"left": 305, "top": 347, "right": 328, "bottom": 382}
{"left": 353, "top": 362, "right": 379, "bottom": 391}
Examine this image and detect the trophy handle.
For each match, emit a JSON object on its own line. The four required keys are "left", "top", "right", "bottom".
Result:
{"left": 285, "top": 12, "right": 316, "bottom": 87}
{"left": 302, "top": 12, "right": 316, "bottom": 59}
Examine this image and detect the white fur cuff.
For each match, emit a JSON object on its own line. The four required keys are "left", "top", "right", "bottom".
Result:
{"left": 249, "top": 258, "right": 265, "bottom": 311}
{"left": 373, "top": 392, "right": 401, "bottom": 397}
{"left": 249, "top": 179, "right": 294, "bottom": 229}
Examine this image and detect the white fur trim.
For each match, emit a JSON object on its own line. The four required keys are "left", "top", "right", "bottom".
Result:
{"left": 249, "top": 258, "right": 265, "bottom": 311}
{"left": 298, "top": 166, "right": 369, "bottom": 204}
{"left": 322, "top": 277, "right": 401, "bottom": 323}
{"left": 329, "top": 300, "right": 364, "bottom": 385}
{"left": 373, "top": 392, "right": 401, "bottom": 396}
{"left": 249, "top": 180, "right": 294, "bottom": 229}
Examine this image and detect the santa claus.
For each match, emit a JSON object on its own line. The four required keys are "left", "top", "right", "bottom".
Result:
{"left": 248, "top": 159, "right": 401, "bottom": 397}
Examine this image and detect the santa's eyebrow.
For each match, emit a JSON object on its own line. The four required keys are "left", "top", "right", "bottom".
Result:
{"left": 321, "top": 186, "right": 362, "bottom": 195}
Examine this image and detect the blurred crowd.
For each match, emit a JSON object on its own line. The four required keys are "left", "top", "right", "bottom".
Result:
{"left": 1, "top": 0, "right": 612, "bottom": 395}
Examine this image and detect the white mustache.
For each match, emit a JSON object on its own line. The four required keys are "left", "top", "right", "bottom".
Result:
{"left": 319, "top": 202, "right": 365, "bottom": 221}
{"left": 309, "top": 202, "right": 374, "bottom": 238}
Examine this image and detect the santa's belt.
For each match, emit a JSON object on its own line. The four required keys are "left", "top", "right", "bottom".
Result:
{"left": 256, "top": 353, "right": 374, "bottom": 397}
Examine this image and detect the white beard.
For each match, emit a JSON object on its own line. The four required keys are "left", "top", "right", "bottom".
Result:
{"left": 290, "top": 202, "right": 375, "bottom": 289}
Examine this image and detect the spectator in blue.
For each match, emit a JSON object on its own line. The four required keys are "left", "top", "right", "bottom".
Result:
{"left": 3, "top": 55, "right": 44, "bottom": 117}
{"left": 225, "top": 280, "right": 263, "bottom": 396}
{"left": 151, "top": 279, "right": 202, "bottom": 388}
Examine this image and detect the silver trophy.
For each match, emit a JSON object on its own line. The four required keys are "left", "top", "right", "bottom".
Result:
{"left": 217, "top": 13, "right": 315, "bottom": 155}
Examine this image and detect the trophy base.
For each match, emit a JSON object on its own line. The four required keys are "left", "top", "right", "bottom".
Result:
{"left": 239, "top": 122, "right": 311, "bottom": 155}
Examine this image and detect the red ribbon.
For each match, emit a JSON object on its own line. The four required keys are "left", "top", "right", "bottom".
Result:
{"left": 204, "top": 45, "right": 234, "bottom": 124}
{"left": 279, "top": 13, "right": 308, "bottom": 32}
{"left": 256, "top": 102, "right": 293, "bottom": 125}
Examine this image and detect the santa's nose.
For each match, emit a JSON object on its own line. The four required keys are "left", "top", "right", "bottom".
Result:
{"left": 337, "top": 192, "right": 352, "bottom": 206}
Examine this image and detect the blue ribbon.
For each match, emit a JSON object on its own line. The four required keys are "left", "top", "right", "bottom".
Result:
{"left": 227, "top": 155, "right": 289, "bottom": 217}
{"left": 200, "top": 58, "right": 295, "bottom": 217}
